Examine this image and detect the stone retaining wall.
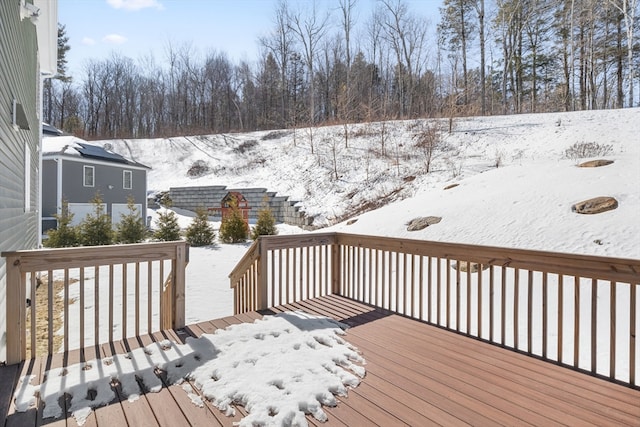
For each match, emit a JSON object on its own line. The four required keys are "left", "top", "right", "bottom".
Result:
{"left": 165, "top": 185, "right": 312, "bottom": 228}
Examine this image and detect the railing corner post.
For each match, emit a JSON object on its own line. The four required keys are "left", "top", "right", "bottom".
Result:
{"left": 331, "top": 241, "right": 341, "bottom": 295}
{"left": 5, "top": 255, "right": 26, "bottom": 365}
{"left": 257, "top": 238, "right": 269, "bottom": 310}
{"left": 172, "top": 241, "right": 187, "bottom": 330}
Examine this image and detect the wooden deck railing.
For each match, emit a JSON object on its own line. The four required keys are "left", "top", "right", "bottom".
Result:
{"left": 230, "top": 232, "right": 640, "bottom": 387}
{"left": 2, "top": 241, "right": 189, "bottom": 365}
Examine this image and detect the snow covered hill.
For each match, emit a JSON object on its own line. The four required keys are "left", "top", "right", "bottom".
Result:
{"left": 102, "top": 108, "right": 640, "bottom": 259}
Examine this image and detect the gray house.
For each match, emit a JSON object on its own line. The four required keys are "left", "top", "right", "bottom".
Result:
{"left": 42, "top": 135, "right": 150, "bottom": 232}
{"left": 0, "top": 0, "right": 58, "bottom": 362}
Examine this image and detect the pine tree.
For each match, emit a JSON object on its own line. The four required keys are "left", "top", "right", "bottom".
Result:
{"left": 153, "top": 210, "right": 182, "bottom": 242}
{"left": 116, "top": 196, "right": 147, "bottom": 244}
{"left": 79, "top": 192, "right": 114, "bottom": 246}
{"left": 251, "top": 204, "right": 278, "bottom": 240}
{"left": 219, "top": 196, "right": 248, "bottom": 243}
{"left": 185, "top": 207, "right": 215, "bottom": 246}
{"left": 45, "top": 200, "right": 79, "bottom": 248}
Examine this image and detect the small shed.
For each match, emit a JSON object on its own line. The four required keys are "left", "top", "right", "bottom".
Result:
{"left": 209, "top": 191, "right": 251, "bottom": 226}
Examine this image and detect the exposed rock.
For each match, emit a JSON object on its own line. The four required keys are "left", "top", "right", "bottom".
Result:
{"left": 578, "top": 159, "right": 614, "bottom": 168}
{"left": 346, "top": 218, "right": 358, "bottom": 225}
{"left": 451, "top": 261, "right": 489, "bottom": 273}
{"left": 406, "top": 216, "right": 442, "bottom": 231}
{"left": 444, "top": 183, "right": 459, "bottom": 190}
{"left": 572, "top": 197, "right": 618, "bottom": 214}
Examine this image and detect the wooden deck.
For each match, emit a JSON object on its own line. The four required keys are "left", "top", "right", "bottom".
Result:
{"left": 2, "top": 295, "right": 639, "bottom": 426}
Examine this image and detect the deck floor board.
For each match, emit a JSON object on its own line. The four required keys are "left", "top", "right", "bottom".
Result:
{"left": 3, "top": 295, "right": 639, "bottom": 427}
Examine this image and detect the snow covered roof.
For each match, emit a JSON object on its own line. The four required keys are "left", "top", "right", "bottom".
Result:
{"left": 43, "top": 135, "right": 150, "bottom": 169}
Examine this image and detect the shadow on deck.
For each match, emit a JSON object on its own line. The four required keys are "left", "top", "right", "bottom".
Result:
{"left": 3, "top": 295, "right": 639, "bottom": 426}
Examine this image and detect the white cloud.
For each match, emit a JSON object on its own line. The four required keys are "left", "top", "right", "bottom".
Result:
{"left": 106, "top": 0, "right": 164, "bottom": 11}
{"left": 81, "top": 37, "right": 96, "bottom": 46}
{"left": 102, "top": 34, "right": 128, "bottom": 44}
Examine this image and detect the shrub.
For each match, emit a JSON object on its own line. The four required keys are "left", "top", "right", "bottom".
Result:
{"left": 187, "top": 160, "right": 211, "bottom": 178}
{"left": 564, "top": 141, "right": 613, "bottom": 163}
{"left": 45, "top": 200, "right": 79, "bottom": 248}
{"left": 153, "top": 210, "right": 182, "bottom": 242}
{"left": 251, "top": 205, "right": 278, "bottom": 240}
{"left": 185, "top": 208, "right": 215, "bottom": 246}
{"left": 79, "top": 193, "right": 114, "bottom": 246}
{"left": 116, "top": 196, "right": 147, "bottom": 244}
{"left": 219, "top": 196, "right": 248, "bottom": 243}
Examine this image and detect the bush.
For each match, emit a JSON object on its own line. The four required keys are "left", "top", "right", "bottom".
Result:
{"left": 45, "top": 200, "right": 79, "bottom": 248}
{"left": 153, "top": 210, "right": 182, "bottom": 241}
{"left": 78, "top": 193, "right": 114, "bottom": 246}
{"left": 187, "top": 160, "right": 211, "bottom": 178}
{"left": 185, "top": 208, "right": 215, "bottom": 246}
{"left": 219, "top": 196, "right": 248, "bottom": 243}
{"left": 564, "top": 141, "right": 613, "bottom": 163}
{"left": 251, "top": 205, "right": 278, "bottom": 240}
{"left": 116, "top": 196, "right": 147, "bottom": 244}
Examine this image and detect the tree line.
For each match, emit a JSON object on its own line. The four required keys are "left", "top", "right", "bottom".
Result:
{"left": 45, "top": 0, "right": 638, "bottom": 140}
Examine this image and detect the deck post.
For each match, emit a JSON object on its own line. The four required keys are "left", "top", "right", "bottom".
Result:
{"left": 257, "top": 239, "right": 269, "bottom": 310}
{"left": 172, "top": 242, "right": 188, "bottom": 329}
{"left": 331, "top": 242, "right": 341, "bottom": 295}
{"left": 5, "top": 255, "right": 26, "bottom": 365}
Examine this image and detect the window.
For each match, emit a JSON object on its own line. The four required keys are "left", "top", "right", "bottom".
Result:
{"left": 123, "top": 170, "right": 132, "bottom": 189}
{"left": 83, "top": 165, "right": 94, "bottom": 187}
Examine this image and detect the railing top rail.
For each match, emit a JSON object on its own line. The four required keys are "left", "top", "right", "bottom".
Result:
{"left": 335, "top": 233, "right": 640, "bottom": 283}
{"left": 2, "top": 241, "right": 189, "bottom": 272}
{"left": 229, "top": 239, "right": 260, "bottom": 287}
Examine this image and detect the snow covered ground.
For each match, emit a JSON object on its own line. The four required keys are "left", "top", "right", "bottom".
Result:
{"left": 17, "top": 108, "right": 640, "bottom": 425}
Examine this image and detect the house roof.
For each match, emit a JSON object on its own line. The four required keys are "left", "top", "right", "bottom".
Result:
{"left": 42, "top": 122, "right": 64, "bottom": 136}
{"left": 42, "top": 136, "right": 150, "bottom": 169}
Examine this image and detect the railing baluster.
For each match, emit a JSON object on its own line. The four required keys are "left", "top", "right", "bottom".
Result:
{"left": 478, "top": 264, "right": 483, "bottom": 338}
{"left": 528, "top": 271, "right": 533, "bottom": 353}
{"left": 542, "top": 272, "right": 548, "bottom": 359}
{"left": 514, "top": 268, "right": 519, "bottom": 349}
{"left": 80, "top": 267, "right": 85, "bottom": 354}
{"left": 64, "top": 268, "right": 69, "bottom": 352}
{"left": 48, "top": 272, "right": 54, "bottom": 353}
{"left": 29, "top": 273, "right": 36, "bottom": 359}
{"left": 574, "top": 275, "right": 580, "bottom": 368}
{"left": 427, "top": 256, "right": 432, "bottom": 323}
{"left": 466, "top": 263, "right": 471, "bottom": 335}
{"left": 610, "top": 281, "right": 616, "bottom": 379}
{"left": 95, "top": 266, "right": 100, "bottom": 347}
{"left": 395, "top": 251, "right": 400, "bottom": 313}
{"left": 410, "top": 255, "right": 422, "bottom": 317}
{"left": 489, "top": 265, "right": 494, "bottom": 342}
{"left": 418, "top": 255, "right": 423, "bottom": 320}
{"left": 109, "top": 265, "right": 114, "bottom": 343}
{"left": 558, "top": 274, "right": 564, "bottom": 363}
{"left": 437, "top": 257, "right": 441, "bottom": 326}
{"left": 631, "top": 283, "right": 637, "bottom": 384}
{"left": 591, "top": 278, "right": 597, "bottom": 374}
{"left": 122, "top": 263, "right": 127, "bottom": 340}
{"left": 501, "top": 266, "right": 506, "bottom": 346}
{"left": 135, "top": 262, "right": 140, "bottom": 337}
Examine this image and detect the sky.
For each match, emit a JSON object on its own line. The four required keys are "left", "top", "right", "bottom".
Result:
{"left": 58, "top": 0, "right": 444, "bottom": 76}
{"left": 12, "top": 107, "right": 640, "bottom": 425}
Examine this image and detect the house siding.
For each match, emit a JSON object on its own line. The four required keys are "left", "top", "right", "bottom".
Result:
{"left": 59, "top": 158, "right": 147, "bottom": 220}
{"left": 0, "top": 1, "right": 41, "bottom": 362}
{"left": 41, "top": 158, "right": 58, "bottom": 230}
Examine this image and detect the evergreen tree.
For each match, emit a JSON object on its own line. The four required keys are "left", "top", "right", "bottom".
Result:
{"left": 116, "top": 196, "right": 147, "bottom": 244}
{"left": 45, "top": 200, "right": 79, "bottom": 248}
{"left": 219, "top": 196, "right": 249, "bottom": 243}
{"left": 153, "top": 210, "right": 182, "bottom": 242}
{"left": 185, "top": 207, "right": 215, "bottom": 246}
{"left": 79, "top": 193, "right": 114, "bottom": 246}
{"left": 251, "top": 204, "right": 278, "bottom": 240}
